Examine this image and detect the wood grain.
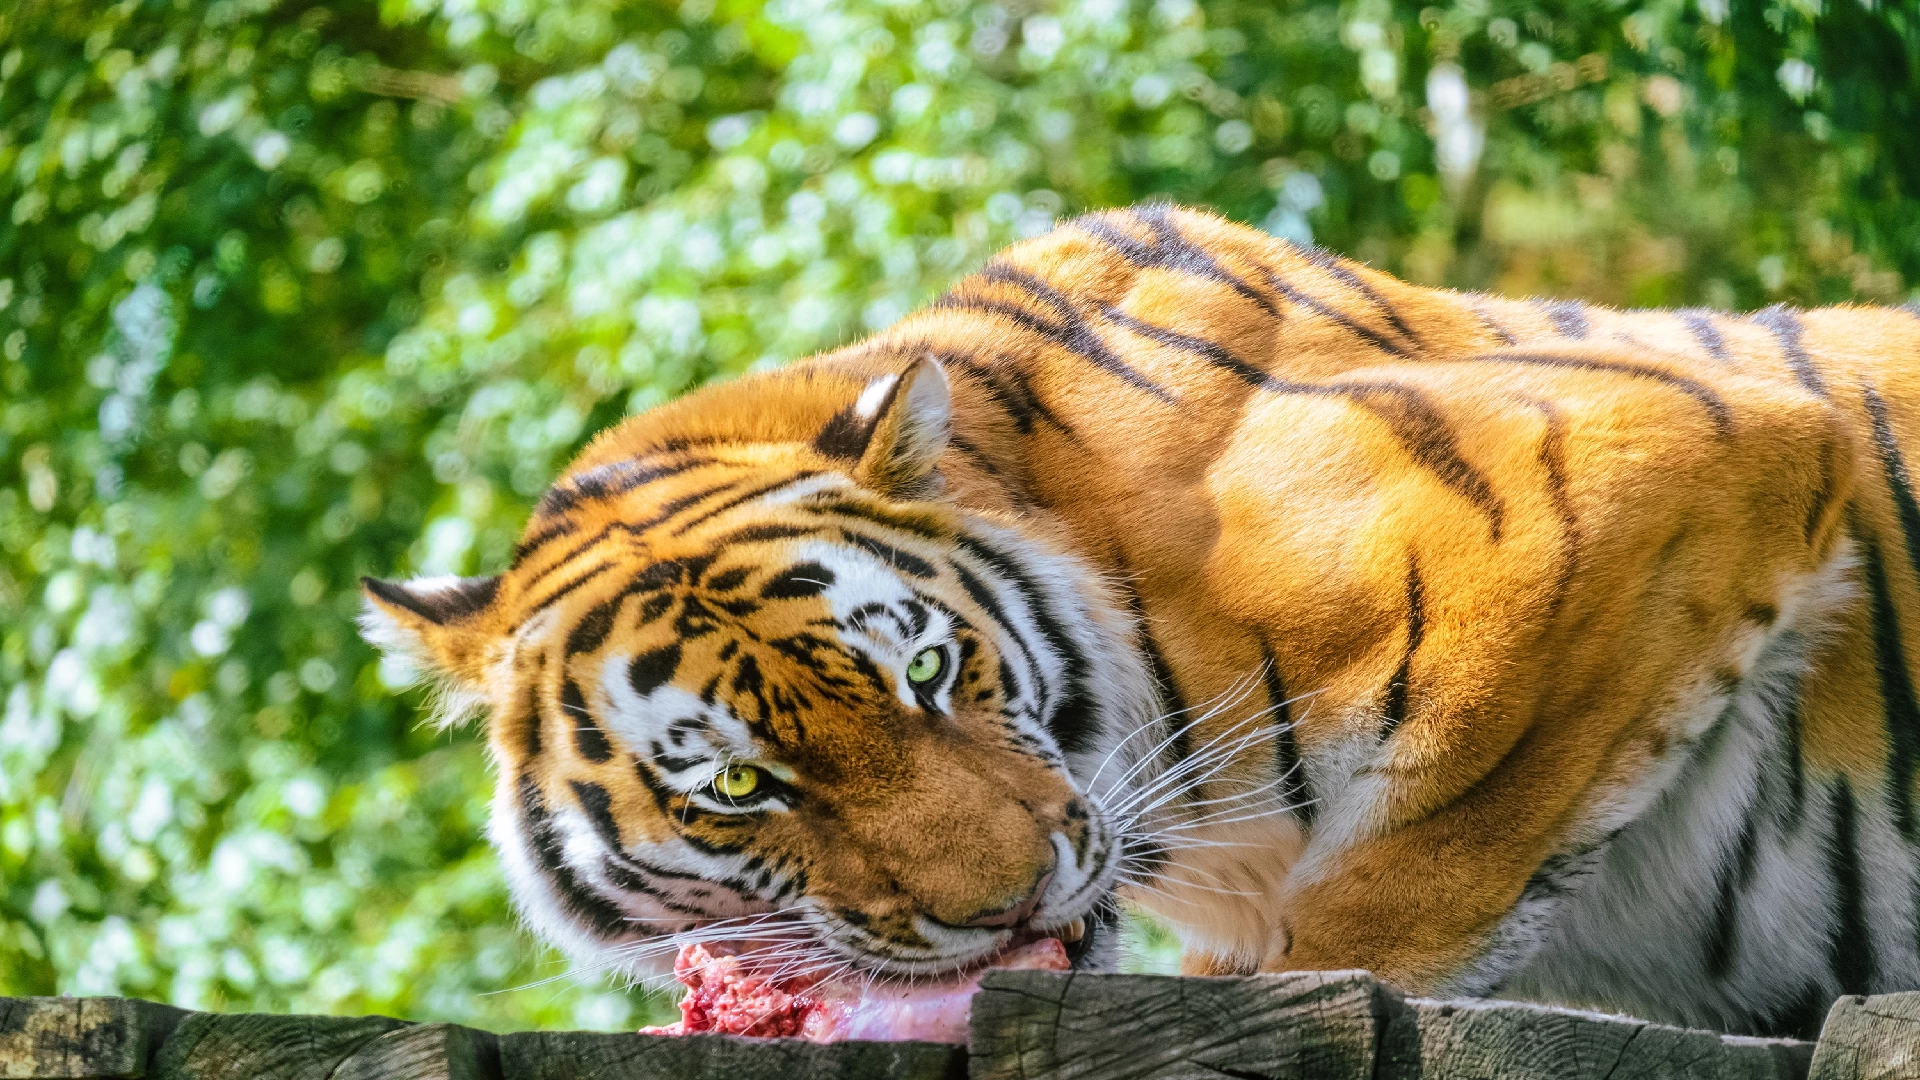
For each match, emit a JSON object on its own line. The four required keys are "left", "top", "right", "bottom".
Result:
{"left": 968, "top": 969, "right": 1397, "bottom": 1080}
{"left": 497, "top": 1029, "right": 963, "bottom": 1079}
{"left": 148, "top": 1012, "right": 406, "bottom": 1080}
{"left": 1807, "top": 993, "right": 1920, "bottom": 1080}
{"left": 0, "top": 982, "right": 1864, "bottom": 1080}
{"left": 0, "top": 997, "right": 183, "bottom": 1080}
{"left": 330, "top": 1023, "right": 500, "bottom": 1080}
{"left": 1400, "top": 996, "right": 1814, "bottom": 1080}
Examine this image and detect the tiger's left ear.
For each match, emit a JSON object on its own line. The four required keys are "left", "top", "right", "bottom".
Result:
{"left": 357, "top": 574, "right": 505, "bottom": 727}
{"left": 814, "top": 355, "right": 952, "bottom": 500}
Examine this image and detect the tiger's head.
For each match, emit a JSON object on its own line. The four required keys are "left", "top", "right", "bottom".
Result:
{"left": 360, "top": 355, "right": 1159, "bottom": 981}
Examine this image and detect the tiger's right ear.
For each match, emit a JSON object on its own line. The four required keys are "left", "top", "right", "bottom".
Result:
{"left": 358, "top": 574, "right": 504, "bottom": 726}
{"left": 813, "top": 356, "right": 952, "bottom": 500}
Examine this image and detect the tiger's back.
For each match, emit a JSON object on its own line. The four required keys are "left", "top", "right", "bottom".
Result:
{"left": 363, "top": 203, "right": 1920, "bottom": 1037}
{"left": 866, "top": 205, "right": 1920, "bottom": 1033}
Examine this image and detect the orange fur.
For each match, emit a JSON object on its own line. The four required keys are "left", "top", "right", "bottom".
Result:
{"left": 364, "top": 205, "right": 1920, "bottom": 1033}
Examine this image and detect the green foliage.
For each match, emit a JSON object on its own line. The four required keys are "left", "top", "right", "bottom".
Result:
{"left": 2, "top": 0, "right": 1914, "bottom": 1031}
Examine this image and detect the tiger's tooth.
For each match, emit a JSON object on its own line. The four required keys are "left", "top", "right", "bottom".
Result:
{"left": 1059, "top": 917, "right": 1086, "bottom": 943}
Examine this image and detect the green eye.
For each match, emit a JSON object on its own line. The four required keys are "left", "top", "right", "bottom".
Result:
{"left": 711, "top": 764, "right": 763, "bottom": 801}
{"left": 906, "top": 646, "right": 945, "bottom": 685}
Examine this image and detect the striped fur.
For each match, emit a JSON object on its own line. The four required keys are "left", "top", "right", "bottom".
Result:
{"left": 363, "top": 205, "right": 1920, "bottom": 1034}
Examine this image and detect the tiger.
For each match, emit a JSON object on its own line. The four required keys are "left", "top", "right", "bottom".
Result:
{"left": 360, "top": 202, "right": 1920, "bottom": 1037}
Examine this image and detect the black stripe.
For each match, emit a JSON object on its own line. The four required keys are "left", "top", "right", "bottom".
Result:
{"left": 953, "top": 533, "right": 1097, "bottom": 755}
{"left": 517, "top": 775, "right": 633, "bottom": 938}
{"left": 948, "top": 357, "right": 1037, "bottom": 435}
{"left": 1102, "top": 309, "right": 1506, "bottom": 541}
{"left": 512, "top": 520, "right": 578, "bottom": 566}
{"left": 571, "top": 779, "right": 626, "bottom": 852}
{"left": 931, "top": 347, "right": 1076, "bottom": 439}
{"left": 804, "top": 499, "right": 949, "bottom": 541}
{"left": 1806, "top": 438, "right": 1836, "bottom": 544}
{"left": 1261, "top": 645, "right": 1313, "bottom": 824}
{"left": 1252, "top": 266, "right": 1409, "bottom": 358}
{"left": 1541, "top": 300, "right": 1589, "bottom": 339}
{"left": 1824, "top": 779, "right": 1875, "bottom": 995}
{"left": 1517, "top": 395, "right": 1582, "bottom": 619}
{"left": 534, "top": 455, "right": 720, "bottom": 517}
{"left": 814, "top": 404, "right": 875, "bottom": 460}
{"left": 1100, "top": 305, "right": 1278, "bottom": 388}
{"left": 1295, "top": 243, "right": 1422, "bottom": 348}
{"left": 566, "top": 596, "right": 621, "bottom": 656}
{"left": 1474, "top": 305, "right": 1519, "bottom": 346}
{"left": 940, "top": 273, "right": 1177, "bottom": 403}
{"left": 1680, "top": 309, "right": 1729, "bottom": 361}
{"left": 1865, "top": 385, "right": 1920, "bottom": 586}
{"left": 1465, "top": 352, "right": 1734, "bottom": 438}
{"left": 628, "top": 643, "right": 683, "bottom": 698}
{"left": 1751, "top": 305, "right": 1828, "bottom": 398}
{"left": 1782, "top": 695, "right": 1806, "bottom": 828}
{"left": 948, "top": 432, "right": 1004, "bottom": 479}
{"left": 761, "top": 562, "right": 835, "bottom": 599}
{"left": 1703, "top": 796, "right": 1763, "bottom": 980}
{"left": 717, "top": 523, "right": 817, "bottom": 545}
{"left": 601, "top": 857, "right": 709, "bottom": 915}
{"left": 730, "top": 653, "right": 775, "bottom": 738}
{"left": 1118, "top": 581, "right": 1190, "bottom": 770}
{"left": 563, "top": 679, "right": 613, "bottom": 763}
{"left": 845, "top": 531, "right": 938, "bottom": 578}
{"left": 515, "top": 658, "right": 545, "bottom": 758}
{"left": 522, "top": 480, "right": 742, "bottom": 591}
{"left": 669, "top": 472, "right": 824, "bottom": 536}
{"left": 1864, "top": 383, "right": 1920, "bottom": 838}
{"left": 1756, "top": 984, "right": 1831, "bottom": 1040}
{"left": 1081, "top": 205, "right": 1277, "bottom": 317}
{"left": 519, "top": 561, "right": 612, "bottom": 622}
{"left": 1378, "top": 553, "right": 1425, "bottom": 739}
{"left": 1864, "top": 539, "right": 1920, "bottom": 840}
{"left": 950, "top": 563, "right": 1046, "bottom": 718}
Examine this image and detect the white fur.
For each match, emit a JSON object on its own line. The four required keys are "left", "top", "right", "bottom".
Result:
{"left": 356, "top": 575, "right": 492, "bottom": 729}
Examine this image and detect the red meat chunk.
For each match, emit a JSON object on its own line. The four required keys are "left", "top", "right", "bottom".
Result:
{"left": 642, "top": 936, "right": 1071, "bottom": 1043}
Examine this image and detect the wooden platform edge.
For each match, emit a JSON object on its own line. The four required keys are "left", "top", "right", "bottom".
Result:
{"left": 1, "top": 973, "right": 1912, "bottom": 1079}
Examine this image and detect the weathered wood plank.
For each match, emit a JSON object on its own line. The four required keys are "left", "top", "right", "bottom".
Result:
{"left": 967, "top": 970, "right": 1394, "bottom": 1080}
{"left": 497, "top": 1030, "right": 963, "bottom": 1080}
{"left": 0, "top": 997, "right": 184, "bottom": 1080}
{"left": 148, "top": 1012, "right": 406, "bottom": 1080}
{"left": 1807, "top": 992, "right": 1920, "bottom": 1080}
{"left": 1399, "top": 997, "right": 1812, "bottom": 1080}
{"left": 330, "top": 1023, "right": 499, "bottom": 1080}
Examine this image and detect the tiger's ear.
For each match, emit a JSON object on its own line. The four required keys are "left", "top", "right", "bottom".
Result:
{"left": 814, "top": 356, "right": 952, "bottom": 500}
{"left": 358, "top": 574, "right": 504, "bottom": 726}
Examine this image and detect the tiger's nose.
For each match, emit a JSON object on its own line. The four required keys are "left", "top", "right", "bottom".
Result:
{"left": 958, "top": 870, "right": 1053, "bottom": 929}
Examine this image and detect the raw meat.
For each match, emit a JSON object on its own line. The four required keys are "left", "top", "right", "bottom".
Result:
{"left": 642, "top": 936, "right": 1071, "bottom": 1043}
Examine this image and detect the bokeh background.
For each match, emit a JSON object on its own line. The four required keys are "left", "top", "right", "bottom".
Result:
{"left": 3, "top": 0, "right": 1917, "bottom": 1032}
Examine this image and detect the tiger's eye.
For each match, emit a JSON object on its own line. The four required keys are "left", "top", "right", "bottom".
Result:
{"left": 906, "top": 646, "right": 944, "bottom": 685}
{"left": 712, "top": 764, "right": 762, "bottom": 800}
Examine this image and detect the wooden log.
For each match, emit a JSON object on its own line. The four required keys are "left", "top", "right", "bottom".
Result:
{"left": 329, "top": 1023, "right": 500, "bottom": 1080}
{"left": 148, "top": 1012, "right": 406, "bottom": 1080}
{"left": 1398, "top": 997, "right": 1813, "bottom": 1080}
{"left": 967, "top": 970, "right": 1397, "bottom": 1080}
{"left": 0, "top": 997, "right": 183, "bottom": 1080}
{"left": 1807, "top": 992, "right": 1920, "bottom": 1080}
{"left": 496, "top": 1029, "right": 963, "bottom": 1080}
